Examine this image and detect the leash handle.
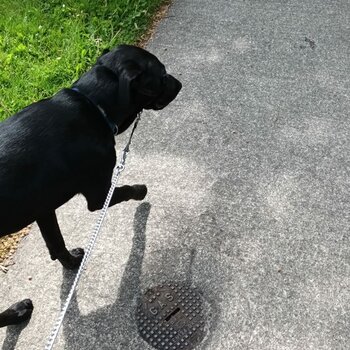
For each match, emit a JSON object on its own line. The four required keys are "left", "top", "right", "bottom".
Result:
{"left": 44, "top": 113, "right": 141, "bottom": 349}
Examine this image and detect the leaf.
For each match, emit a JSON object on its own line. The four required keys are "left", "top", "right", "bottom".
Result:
{"left": 15, "top": 43, "right": 27, "bottom": 53}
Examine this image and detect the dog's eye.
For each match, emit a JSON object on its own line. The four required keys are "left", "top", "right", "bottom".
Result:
{"left": 137, "top": 86, "right": 159, "bottom": 97}
{"left": 161, "top": 74, "right": 168, "bottom": 86}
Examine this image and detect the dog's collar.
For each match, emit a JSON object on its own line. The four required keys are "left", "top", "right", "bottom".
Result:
{"left": 70, "top": 87, "right": 118, "bottom": 135}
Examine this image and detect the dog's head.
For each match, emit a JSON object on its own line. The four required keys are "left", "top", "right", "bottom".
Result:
{"left": 97, "top": 44, "right": 182, "bottom": 115}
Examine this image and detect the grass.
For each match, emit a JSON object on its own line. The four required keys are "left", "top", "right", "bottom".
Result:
{"left": 0, "top": 0, "right": 166, "bottom": 121}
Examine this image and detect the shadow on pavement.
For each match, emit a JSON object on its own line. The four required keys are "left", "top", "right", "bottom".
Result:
{"left": 60, "top": 202, "right": 151, "bottom": 349}
{"left": 1, "top": 320, "right": 30, "bottom": 350}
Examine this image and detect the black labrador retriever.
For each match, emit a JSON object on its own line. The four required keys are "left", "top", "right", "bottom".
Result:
{"left": 0, "top": 44, "right": 181, "bottom": 327}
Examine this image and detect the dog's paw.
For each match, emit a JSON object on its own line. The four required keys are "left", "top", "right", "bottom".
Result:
{"left": 132, "top": 184, "right": 147, "bottom": 200}
{"left": 0, "top": 299, "right": 34, "bottom": 326}
{"left": 60, "top": 248, "right": 84, "bottom": 270}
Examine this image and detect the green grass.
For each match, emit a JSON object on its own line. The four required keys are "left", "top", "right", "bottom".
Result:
{"left": 0, "top": 0, "right": 165, "bottom": 121}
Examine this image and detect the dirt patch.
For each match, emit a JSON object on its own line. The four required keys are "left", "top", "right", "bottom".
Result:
{"left": 0, "top": 227, "right": 30, "bottom": 272}
{"left": 137, "top": 0, "right": 172, "bottom": 48}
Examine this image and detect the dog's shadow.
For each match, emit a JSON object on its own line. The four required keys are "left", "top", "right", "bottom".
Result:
{"left": 1, "top": 321, "right": 30, "bottom": 350}
{"left": 60, "top": 202, "right": 150, "bottom": 349}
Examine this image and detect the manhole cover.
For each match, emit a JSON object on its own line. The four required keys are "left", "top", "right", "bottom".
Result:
{"left": 136, "top": 282, "right": 207, "bottom": 350}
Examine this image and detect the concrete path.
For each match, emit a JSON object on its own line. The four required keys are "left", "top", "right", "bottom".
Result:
{"left": 1, "top": 0, "right": 350, "bottom": 349}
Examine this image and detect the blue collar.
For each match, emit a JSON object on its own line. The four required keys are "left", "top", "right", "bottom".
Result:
{"left": 71, "top": 87, "right": 118, "bottom": 135}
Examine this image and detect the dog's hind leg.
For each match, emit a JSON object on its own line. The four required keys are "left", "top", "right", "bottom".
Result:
{"left": 0, "top": 299, "right": 33, "bottom": 327}
{"left": 36, "top": 211, "right": 84, "bottom": 270}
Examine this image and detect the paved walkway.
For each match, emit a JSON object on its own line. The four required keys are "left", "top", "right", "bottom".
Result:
{"left": 1, "top": 0, "right": 350, "bottom": 349}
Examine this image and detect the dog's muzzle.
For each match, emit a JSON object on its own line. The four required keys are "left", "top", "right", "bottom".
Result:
{"left": 145, "top": 75, "right": 182, "bottom": 110}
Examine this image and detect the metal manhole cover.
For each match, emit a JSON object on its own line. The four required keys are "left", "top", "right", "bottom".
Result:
{"left": 136, "top": 282, "right": 207, "bottom": 350}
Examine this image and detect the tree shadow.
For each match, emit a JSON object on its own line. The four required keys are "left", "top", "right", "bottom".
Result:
{"left": 60, "top": 202, "right": 151, "bottom": 349}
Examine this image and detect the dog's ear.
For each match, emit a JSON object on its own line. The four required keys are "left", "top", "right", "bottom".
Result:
{"left": 101, "top": 48, "right": 110, "bottom": 55}
{"left": 118, "top": 60, "right": 142, "bottom": 108}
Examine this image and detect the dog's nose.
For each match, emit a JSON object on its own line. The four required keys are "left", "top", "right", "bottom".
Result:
{"left": 175, "top": 79, "right": 182, "bottom": 94}
{"left": 168, "top": 75, "right": 182, "bottom": 96}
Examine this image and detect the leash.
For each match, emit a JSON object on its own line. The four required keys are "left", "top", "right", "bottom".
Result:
{"left": 44, "top": 113, "right": 141, "bottom": 350}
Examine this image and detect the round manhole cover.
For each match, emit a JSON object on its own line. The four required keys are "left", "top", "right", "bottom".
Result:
{"left": 136, "top": 282, "right": 207, "bottom": 350}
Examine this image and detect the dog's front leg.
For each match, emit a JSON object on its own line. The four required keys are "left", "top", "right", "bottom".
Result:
{"left": 0, "top": 299, "right": 33, "bottom": 327}
{"left": 86, "top": 185, "right": 147, "bottom": 212}
{"left": 36, "top": 211, "right": 84, "bottom": 270}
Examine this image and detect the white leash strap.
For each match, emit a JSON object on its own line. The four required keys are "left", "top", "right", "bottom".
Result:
{"left": 44, "top": 114, "right": 141, "bottom": 349}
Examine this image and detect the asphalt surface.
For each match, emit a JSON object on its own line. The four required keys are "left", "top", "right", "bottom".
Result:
{"left": 1, "top": 0, "right": 350, "bottom": 349}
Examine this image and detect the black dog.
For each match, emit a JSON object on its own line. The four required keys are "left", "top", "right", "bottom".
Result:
{"left": 0, "top": 44, "right": 181, "bottom": 327}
